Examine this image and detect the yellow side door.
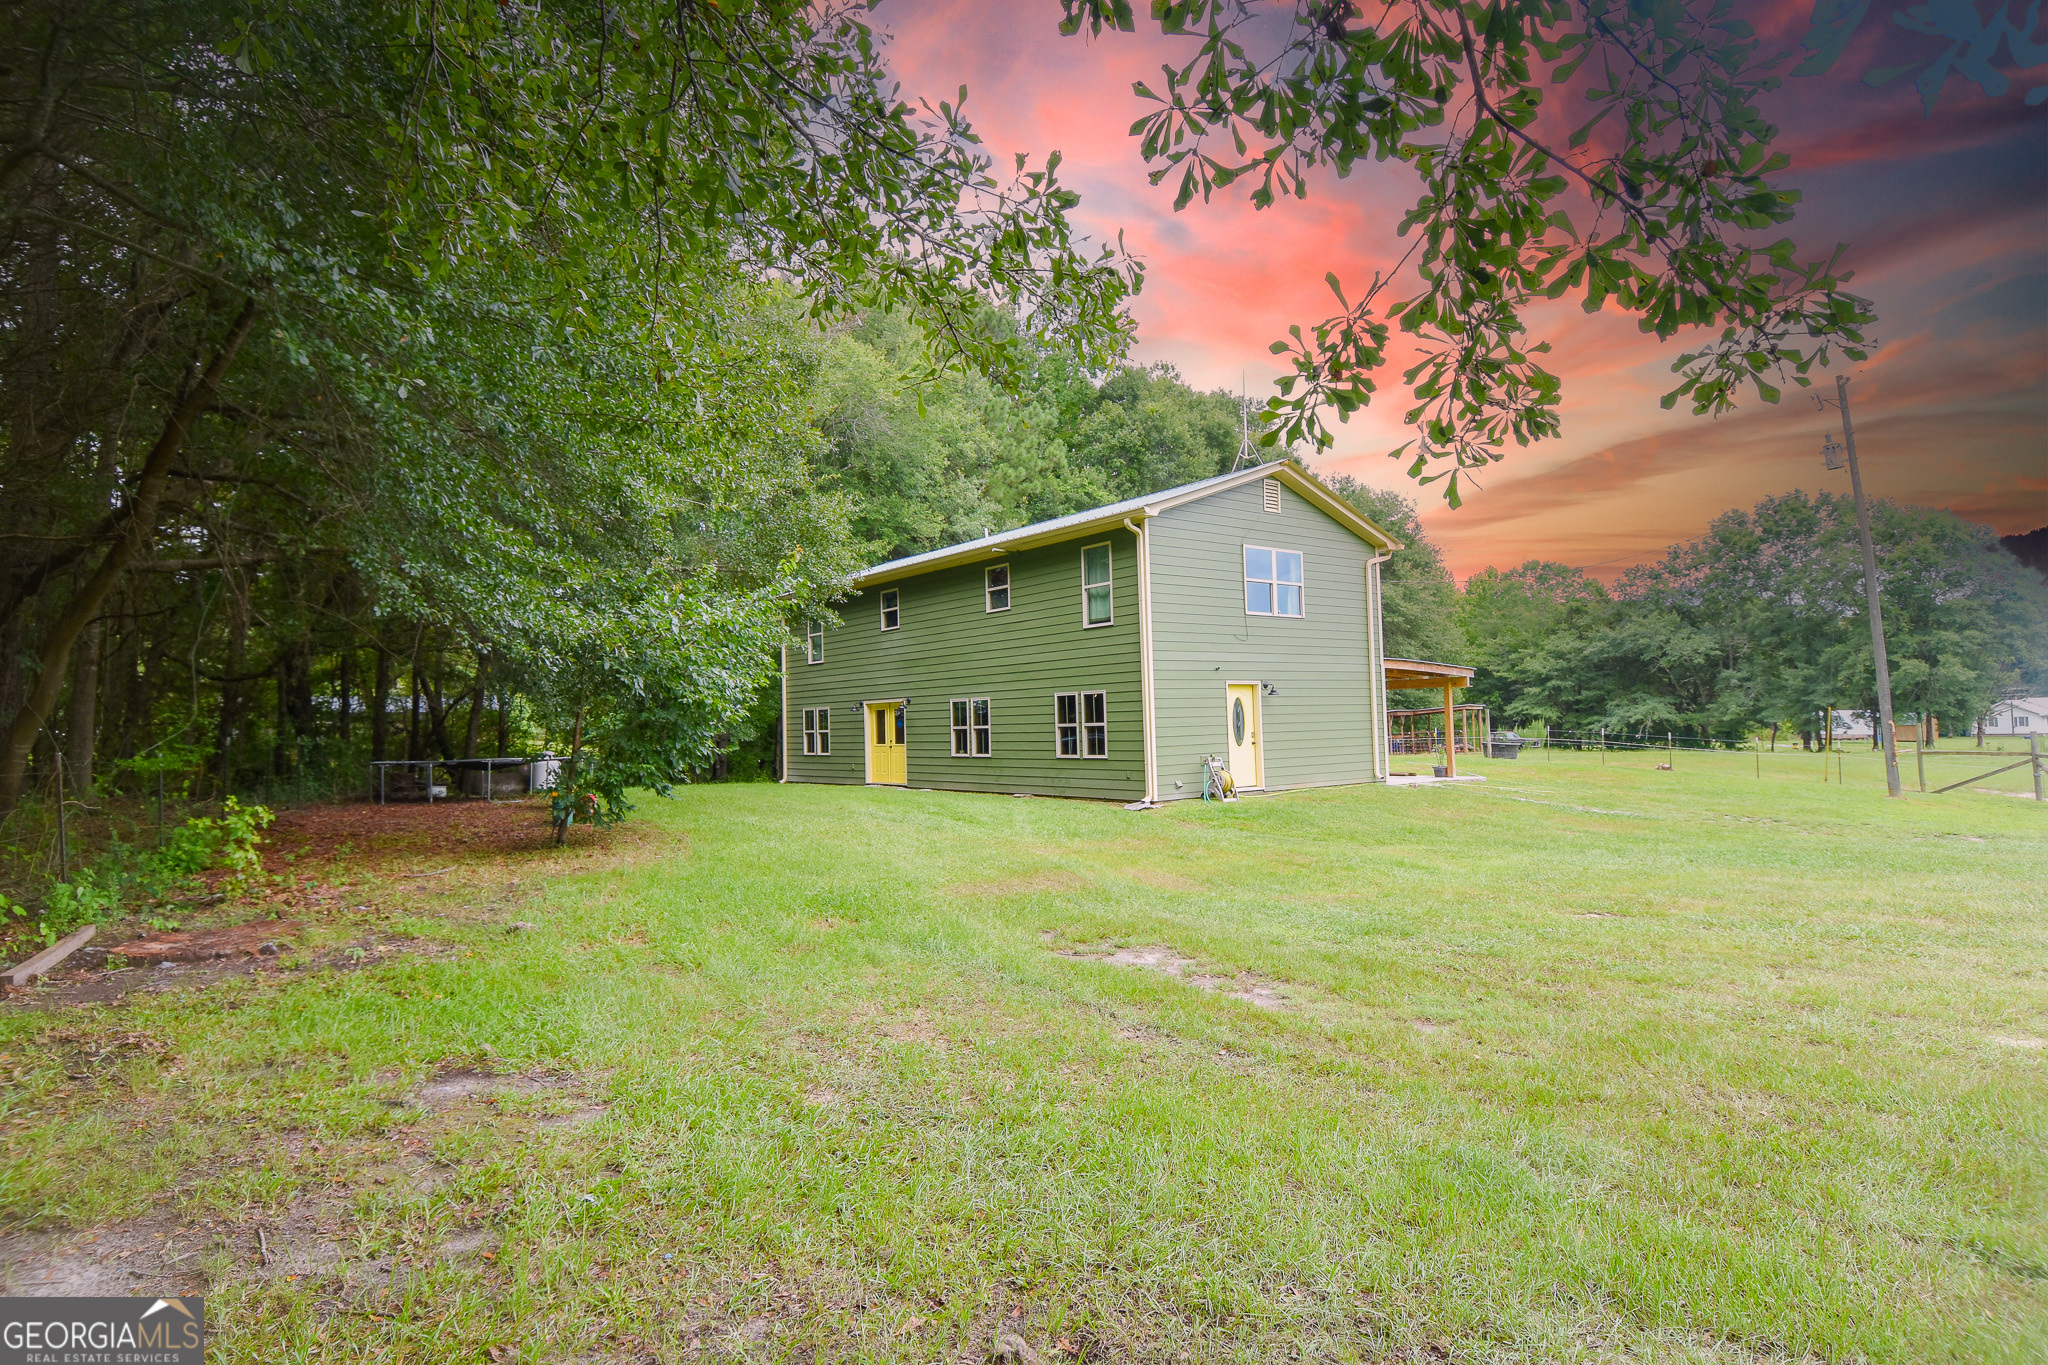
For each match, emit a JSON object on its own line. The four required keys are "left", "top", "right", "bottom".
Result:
{"left": 1225, "top": 683, "right": 1262, "bottom": 789}
{"left": 866, "top": 701, "right": 907, "bottom": 785}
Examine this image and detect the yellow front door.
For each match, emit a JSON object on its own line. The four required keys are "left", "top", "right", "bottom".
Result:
{"left": 1225, "top": 684, "right": 1262, "bottom": 789}
{"left": 866, "top": 701, "right": 907, "bottom": 785}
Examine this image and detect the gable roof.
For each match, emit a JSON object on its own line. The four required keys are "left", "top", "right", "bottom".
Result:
{"left": 853, "top": 459, "right": 1401, "bottom": 587}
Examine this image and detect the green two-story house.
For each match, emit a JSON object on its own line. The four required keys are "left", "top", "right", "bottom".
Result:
{"left": 781, "top": 459, "right": 1401, "bottom": 803}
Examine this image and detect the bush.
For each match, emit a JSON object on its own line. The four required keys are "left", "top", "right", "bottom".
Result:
{"left": 152, "top": 797, "right": 273, "bottom": 892}
{"left": 5, "top": 798, "right": 275, "bottom": 947}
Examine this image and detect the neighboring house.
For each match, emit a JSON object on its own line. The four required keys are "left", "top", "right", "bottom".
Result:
{"left": 1979, "top": 697, "right": 2048, "bottom": 737}
{"left": 782, "top": 460, "right": 1401, "bottom": 802}
{"left": 1836, "top": 700, "right": 2047, "bottom": 742}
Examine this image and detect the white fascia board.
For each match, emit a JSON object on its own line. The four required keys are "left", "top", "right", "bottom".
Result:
{"left": 852, "top": 510, "right": 1151, "bottom": 588}
{"left": 849, "top": 458, "right": 1400, "bottom": 589}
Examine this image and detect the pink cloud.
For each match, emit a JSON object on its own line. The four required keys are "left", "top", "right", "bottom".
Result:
{"left": 875, "top": 2, "right": 2047, "bottom": 579}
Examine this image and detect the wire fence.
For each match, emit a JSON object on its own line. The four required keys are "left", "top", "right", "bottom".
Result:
{"left": 1486, "top": 728, "right": 2044, "bottom": 799}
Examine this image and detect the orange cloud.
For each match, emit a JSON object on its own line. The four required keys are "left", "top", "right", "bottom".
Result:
{"left": 876, "top": 1, "right": 2048, "bottom": 579}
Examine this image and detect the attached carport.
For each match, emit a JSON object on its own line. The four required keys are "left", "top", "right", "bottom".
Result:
{"left": 1385, "top": 658, "right": 1478, "bottom": 777}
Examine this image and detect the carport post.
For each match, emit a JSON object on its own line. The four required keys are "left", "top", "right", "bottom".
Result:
{"left": 1441, "top": 683, "right": 1456, "bottom": 778}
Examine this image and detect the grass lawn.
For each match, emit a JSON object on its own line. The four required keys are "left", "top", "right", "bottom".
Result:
{"left": 2, "top": 749, "right": 2043, "bottom": 1362}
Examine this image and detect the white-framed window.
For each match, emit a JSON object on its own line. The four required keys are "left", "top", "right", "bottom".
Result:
{"left": 1263, "top": 478, "right": 1283, "bottom": 513}
{"left": 1083, "top": 691, "right": 1107, "bottom": 757}
{"left": 806, "top": 619, "right": 824, "bottom": 664}
{"left": 2021, "top": 715, "right": 2033, "bottom": 728}
{"left": 985, "top": 564, "right": 1011, "bottom": 613}
{"left": 1055, "top": 691, "right": 1107, "bottom": 758}
{"left": 879, "top": 588, "right": 901, "bottom": 631}
{"left": 1081, "top": 543, "right": 1113, "bottom": 627}
{"left": 1244, "top": 545, "right": 1304, "bottom": 616}
{"left": 802, "top": 707, "right": 830, "bottom": 755}
{"left": 951, "top": 698, "right": 992, "bottom": 756}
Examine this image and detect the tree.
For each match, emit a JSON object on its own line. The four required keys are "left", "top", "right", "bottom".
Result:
{"left": 1321, "top": 475, "right": 1468, "bottom": 666}
{"left": 1456, "top": 493, "right": 2048, "bottom": 743}
{"left": 1458, "top": 561, "right": 1612, "bottom": 728}
{"left": 0, "top": 0, "right": 1136, "bottom": 813}
{"left": 1059, "top": 0, "right": 1878, "bottom": 502}
{"left": 1063, "top": 364, "right": 1243, "bottom": 499}
{"left": 814, "top": 311, "right": 1111, "bottom": 562}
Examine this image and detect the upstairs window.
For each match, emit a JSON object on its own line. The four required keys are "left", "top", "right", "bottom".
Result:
{"left": 806, "top": 620, "right": 824, "bottom": 664}
{"left": 879, "top": 588, "right": 901, "bottom": 631}
{"left": 951, "top": 698, "right": 992, "bottom": 756}
{"left": 802, "top": 708, "right": 830, "bottom": 755}
{"left": 1081, "top": 543, "right": 1113, "bottom": 627}
{"left": 1244, "top": 545, "right": 1304, "bottom": 616}
{"left": 985, "top": 564, "right": 1010, "bottom": 613}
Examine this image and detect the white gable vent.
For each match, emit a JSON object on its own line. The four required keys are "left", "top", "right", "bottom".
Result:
{"left": 1262, "top": 478, "right": 1283, "bottom": 513}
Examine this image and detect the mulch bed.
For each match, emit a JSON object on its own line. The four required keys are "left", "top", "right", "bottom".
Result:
{"left": 111, "top": 920, "right": 303, "bottom": 965}
{"left": 263, "top": 797, "right": 593, "bottom": 874}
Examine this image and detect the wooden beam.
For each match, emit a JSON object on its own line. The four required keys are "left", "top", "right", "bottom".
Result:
{"left": 5, "top": 924, "right": 95, "bottom": 986}
{"left": 1442, "top": 684, "right": 1456, "bottom": 778}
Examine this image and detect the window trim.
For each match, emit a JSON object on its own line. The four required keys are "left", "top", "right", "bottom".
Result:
{"left": 1080, "top": 542, "right": 1114, "bottom": 628}
{"left": 1054, "top": 690, "right": 1107, "bottom": 759}
{"left": 985, "top": 563, "right": 1011, "bottom": 613}
{"left": 951, "top": 697, "right": 993, "bottom": 756}
{"left": 879, "top": 588, "right": 901, "bottom": 631}
{"left": 802, "top": 707, "right": 830, "bottom": 756}
{"left": 1243, "top": 543, "right": 1306, "bottom": 617}
{"left": 806, "top": 619, "right": 824, "bottom": 664}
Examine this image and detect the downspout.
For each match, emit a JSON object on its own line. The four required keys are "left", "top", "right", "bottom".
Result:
{"left": 1125, "top": 517, "right": 1158, "bottom": 804}
{"left": 778, "top": 644, "right": 788, "bottom": 783}
{"left": 1366, "top": 550, "right": 1392, "bottom": 782}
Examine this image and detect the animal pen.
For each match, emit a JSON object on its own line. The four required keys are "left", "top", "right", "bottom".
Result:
{"left": 1389, "top": 705, "right": 1492, "bottom": 756}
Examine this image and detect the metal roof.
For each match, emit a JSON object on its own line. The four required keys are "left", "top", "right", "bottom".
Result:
{"left": 852, "top": 458, "right": 1400, "bottom": 587}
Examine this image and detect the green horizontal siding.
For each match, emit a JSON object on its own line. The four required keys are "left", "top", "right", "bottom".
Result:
{"left": 785, "top": 529, "right": 1144, "bottom": 800}
{"left": 1148, "top": 478, "right": 1383, "bottom": 798}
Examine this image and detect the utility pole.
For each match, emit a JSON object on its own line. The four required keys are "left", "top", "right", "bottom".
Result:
{"left": 1821, "top": 376, "right": 1902, "bottom": 797}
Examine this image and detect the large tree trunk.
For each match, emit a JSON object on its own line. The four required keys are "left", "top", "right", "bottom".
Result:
{"left": 280, "top": 638, "right": 315, "bottom": 773}
{"left": 337, "top": 645, "right": 354, "bottom": 744}
{"left": 272, "top": 664, "right": 288, "bottom": 777}
{"left": 462, "top": 653, "right": 484, "bottom": 761}
{"left": 553, "top": 706, "right": 584, "bottom": 846}
{"left": 405, "top": 630, "right": 423, "bottom": 762}
{"left": 370, "top": 647, "right": 392, "bottom": 763}
{"left": 62, "top": 617, "right": 102, "bottom": 795}
{"left": 213, "top": 593, "right": 249, "bottom": 795}
{"left": 0, "top": 298, "right": 259, "bottom": 813}
{"left": 425, "top": 660, "right": 454, "bottom": 760}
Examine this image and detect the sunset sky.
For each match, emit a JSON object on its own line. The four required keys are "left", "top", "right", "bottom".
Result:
{"left": 878, "top": 3, "right": 2047, "bottom": 581}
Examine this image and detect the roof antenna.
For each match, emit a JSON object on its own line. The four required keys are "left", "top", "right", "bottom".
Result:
{"left": 1231, "top": 370, "right": 1260, "bottom": 471}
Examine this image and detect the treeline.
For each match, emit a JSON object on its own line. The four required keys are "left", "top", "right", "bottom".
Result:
{"left": 1455, "top": 494, "right": 2047, "bottom": 745}
{"left": 6, "top": 2, "right": 2036, "bottom": 831}
{"left": 0, "top": 0, "right": 1133, "bottom": 828}
{"left": 806, "top": 327, "right": 2047, "bottom": 750}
